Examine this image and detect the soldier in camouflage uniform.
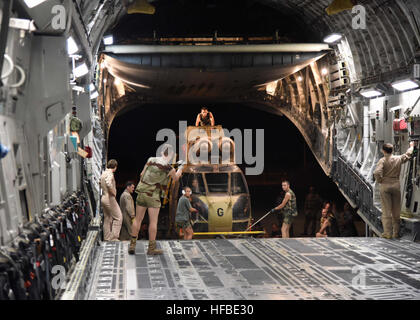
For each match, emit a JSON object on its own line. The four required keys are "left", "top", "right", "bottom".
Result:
{"left": 129, "top": 144, "right": 183, "bottom": 255}
{"left": 270, "top": 180, "right": 298, "bottom": 238}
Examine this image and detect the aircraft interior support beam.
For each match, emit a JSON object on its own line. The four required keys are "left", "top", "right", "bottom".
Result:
{"left": 105, "top": 43, "right": 332, "bottom": 54}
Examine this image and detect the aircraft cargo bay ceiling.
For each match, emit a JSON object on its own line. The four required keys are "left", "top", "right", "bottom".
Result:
{"left": 92, "top": 0, "right": 420, "bottom": 90}
{"left": 100, "top": 0, "right": 330, "bottom": 99}
{"left": 82, "top": 0, "right": 420, "bottom": 120}
{"left": 13, "top": 0, "right": 419, "bottom": 106}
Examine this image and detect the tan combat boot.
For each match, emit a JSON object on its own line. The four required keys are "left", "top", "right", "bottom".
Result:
{"left": 392, "top": 219, "right": 401, "bottom": 239}
{"left": 147, "top": 240, "right": 163, "bottom": 255}
{"left": 128, "top": 236, "right": 137, "bottom": 255}
{"left": 381, "top": 217, "right": 392, "bottom": 239}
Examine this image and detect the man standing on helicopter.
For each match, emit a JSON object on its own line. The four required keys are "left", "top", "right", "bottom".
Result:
{"left": 195, "top": 106, "right": 215, "bottom": 126}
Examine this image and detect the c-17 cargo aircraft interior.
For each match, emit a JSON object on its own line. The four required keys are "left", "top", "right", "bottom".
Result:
{"left": 0, "top": 0, "right": 420, "bottom": 302}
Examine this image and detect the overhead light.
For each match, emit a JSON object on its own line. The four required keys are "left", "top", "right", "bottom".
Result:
{"left": 323, "top": 33, "right": 343, "bottom": 44}
{"left": 391, "top": 80, "right": 419, "bottom": 92}
{"left": 321, "top": 68, "right": 328, "bottom": 75}
{"left": 114, "top": 78, "right": 121, "bottom": 85}
{"left": 9, "top": 18, "right": 36, "bottom": 32}
{"left": 72, "top": 86, "right": 85, "bottom": 93}
{"left": 103, "top": 35, "right": 114, "bottom": 45}
{"left": 67, "top": 37, "right": 79, "bottom": 55}
{"left": 90, "top": 91, "right": 99, "bottom": 99}
{"left": 389, "top": 106, "right": 402, "bottom": 112}
{"left": 297, "top": 76, "right": 303, "bottom": 82}
{"left": 360, "top": 89, "right": 383, "bottom": 98}
{"left": 73, "top": 63, "right": 89, "bottom": 78}
{"left": 23, "top": 0, "right": 47, "bottom": 8}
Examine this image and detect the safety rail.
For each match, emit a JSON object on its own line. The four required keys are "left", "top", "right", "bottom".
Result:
{"left": 331, "top": 147, "right": 420, "bottom": 241}
{"left": 331, "top": 147, "right": 383, "bottom": 235}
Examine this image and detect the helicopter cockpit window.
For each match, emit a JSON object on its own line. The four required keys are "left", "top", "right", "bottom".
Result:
{"left": 205, "top": 173, "right": 228, "bottom": 193}
{"left": 231, "top": 173, "right": 247, "bottom": 195}
{"left": 182, "top": 173, "right": 206, "bottom": 195}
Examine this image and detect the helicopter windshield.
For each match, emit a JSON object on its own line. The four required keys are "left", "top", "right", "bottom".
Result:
{"left": 231, "top": 173, "right": 247, "bottom": 195}
{"left": 205, "top": 173, "right": 229, "bottom": 193}
{"left": 182, "top": 173, "right": 206, "bottom": 195}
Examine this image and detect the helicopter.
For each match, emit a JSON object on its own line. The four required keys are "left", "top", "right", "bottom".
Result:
{"left": 167, "top": 125, "right": 253, "bottom": 237}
